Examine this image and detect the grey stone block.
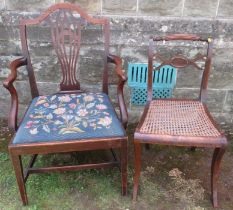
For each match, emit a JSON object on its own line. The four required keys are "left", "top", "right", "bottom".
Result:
{"left": 102, "top": 0, "right": 136, "bottom": 14}
{"left": 172, "top": 88, "right": 229, "bottom": 119}
{"left": 0, "top": 11, "right": 24, "bottom": 26}
{"left": 110, "top": 30, "right": 145, "bottom": 47}
{"left": 0, "top": 40, "right": 21, "bottom": 55}
{"left": 206, "top": 89, "right": 227, "bottom": 113}
{"left": 208, "top": 68, "right": 233, "bottom": 89}
{"left": 173, "top": 88, "right": 199, "bottom": 99}
{"left": 172, "top": 88, "right": 228, "bottom": 114}
{"left": 0, "top": 0, "right": 5, "bottom": 10}
{"left": 223, "top": 90, "right": 233, "bottom": 114}
{"left": 128, "top": 106, "right": 144, "bottom": 123}
{"left": 30, "top": 56, "right": 61, "bottom": 83}
{"left": 110, "top": 17, "right": 214, "bottom": 39}
{"left": 183, "top": 0, "right": 218, "bottom": 17}
{"left": 218, "top": 0, "right": 233, "bottom": 17}
{"left": 0, "top": 56, "right": 27, "bottom": 81}
{"left": 37, "top": 81, "right": 60, "bottom": 95}
{"left": 174, "top": 66, "right": 202, "bottom": 89}
{"left": 215, "top": 19, "right": 233, "bottom": 41}
{"left": 0, "top": 80, "right": 32, "bottom": 104}
{"left": 64, "top": 0, "right": 101, "bottom": 13}
{"left": 0, "top": 99, "right": 28, "bottom": 121}
{"left": 212, "top": 112, "right": 233, "bottom": 124}
{"left": 139, "top": 0, "right": 183, "bottom": 16}
{"left": 6, "top": 0, "right": 54, "bottom": 11}
{"left": 0, "top": 25, "right": 19, "bottom": 41}
{"left": 28, "top": 41, "right": 54, "bottom": 57}
{"left": 120, "top": 47, "right": 147, "bottom": 65}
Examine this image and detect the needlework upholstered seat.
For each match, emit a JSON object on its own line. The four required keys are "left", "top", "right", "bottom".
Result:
{"left": 13, "top": 93, "right": 125, "bottom": 144}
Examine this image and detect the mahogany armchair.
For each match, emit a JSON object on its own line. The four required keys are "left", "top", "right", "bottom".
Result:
{"left": 132, "top": 34, "right": 228, "bottom": 208}
{"left": 3, "top": 3, "right": 128, "bottom": 205}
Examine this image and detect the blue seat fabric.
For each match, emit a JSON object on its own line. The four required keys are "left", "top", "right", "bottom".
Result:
{"left": 13, "top": 92, "right": 125, "bottom": 144}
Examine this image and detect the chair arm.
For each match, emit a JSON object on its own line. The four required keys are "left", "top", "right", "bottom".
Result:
{"left": 107, "top": 54, "right": 128, "bottom": 128}
{"left": 3, "top": 57, "right": 27, "bottom": 131}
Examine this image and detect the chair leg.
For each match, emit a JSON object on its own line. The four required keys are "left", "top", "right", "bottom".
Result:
{"left": 24, "top": 154, "right": 38, "bottom": 182}
{"left": 145, "top": 144, "right": 150, "bottom": 150}
{"left": 211, "top": 147, "right": 225, "bottom": 208}
{"left": 133, "top": 142, "right": 142, "bottom": 201}
{"left": 10, "top": 154, "right": 28, "bottom": 205}
{"left": 120, "top": 140, "right": 128, "bottom": 196}
{"left": 190, "top": 147, "right": 196, "bottom": 151}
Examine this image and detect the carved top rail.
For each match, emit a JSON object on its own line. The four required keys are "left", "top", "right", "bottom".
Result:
{"left": 151, "top": 34, "right": 208, "bottom": 42}
{"left": 20, "top": 3, "right": 108, "bottom": 26}
{"left": 19, "top": 2, "right": 110, "bottom": 97}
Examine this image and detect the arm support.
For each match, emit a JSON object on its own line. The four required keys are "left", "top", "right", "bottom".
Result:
{"left": 107, "top": 54, "right": 128, "bottom": 129}
{"left": 3, "top": 57, "right": 27, "bottom": 131}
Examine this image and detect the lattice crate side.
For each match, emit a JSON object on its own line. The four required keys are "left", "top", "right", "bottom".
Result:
{"left": 128, "top": 63, "right": 177, "bottom": 105}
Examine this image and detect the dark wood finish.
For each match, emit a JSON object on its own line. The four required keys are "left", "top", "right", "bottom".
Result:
{"left": 120, "top": 140, "right": 128, "bottom": 195}
{"left": 26, "top": 162, "right": 119, "bottom": 174}
{"left": 10, "top": 154, "right": 28, "bottom": 205}
{"left": 3, "top": 57, "right": 27, "bottom": 131}
{"left": 4, "top": 3, "right": 128, "bottom": 205}
{"left": 133, "top": 142, "right": 141, "bottom": 201}
{"left": 24, "top": 154, "right": 38, "bottom": 182}
{"left": 133, "top": 34, "right": 228, "bottom": 208}
{"left": 211, "top": 147, "right": 226, "bottom": 208}
{"left": 107, "top": 54, "right": 128, "bottom": 128}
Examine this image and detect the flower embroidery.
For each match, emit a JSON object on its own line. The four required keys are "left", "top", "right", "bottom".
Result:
{"left": 78, "top": 109, "right": 88, "bottom": 117}
{"left": 30, "top": 128, "right": 38, "bottom": 135}
{"left": 44, "top": 103, "right": 49, "bottom": 107}
{"left": 83, "top": 95, "right": 94, "bottom": 102}
{"left": 96, "top": 104, "right": 107, "bottom": 110}
{"left": 24, "top": 93, "right": 115, "bottom": 135}
{"left": 98, "top": 116, "right": 112, "bottom": 127}
{"left": 53, "top": 108, "right": 66, "bottom": 115}
{"left": 49, "top": 104, "right": 57, "bottom": 109}
{"left": 62, "top": 114, "right": 74, "bottom": 121}
{"left": 69, "top": 103, "right": 77, "bottom": 109}
{"left": 59, "top": 95, "right": 72, "bottom": 102}
{"left": 25, "top": 121, "right": 33, "bottom": 128}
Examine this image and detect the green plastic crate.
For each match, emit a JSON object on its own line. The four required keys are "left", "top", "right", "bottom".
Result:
{"left": 128, "top": 63, "right": 177, "bottom": 105}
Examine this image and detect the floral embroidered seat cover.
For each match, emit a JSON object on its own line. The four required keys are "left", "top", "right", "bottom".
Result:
{"left": 13, "top": 92, "right": 125, "bottom": 144}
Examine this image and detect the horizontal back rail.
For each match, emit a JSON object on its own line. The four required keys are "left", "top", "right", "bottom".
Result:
{"left": 147, "top": 34, "right": 213, "bottom": 102}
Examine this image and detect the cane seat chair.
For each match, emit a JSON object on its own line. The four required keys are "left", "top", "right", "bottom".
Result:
{"left": 3, "top": 3, "right": 128, "bottom": 205}
{"left": 132, "top": 34, "right": 228, "bottom": 208}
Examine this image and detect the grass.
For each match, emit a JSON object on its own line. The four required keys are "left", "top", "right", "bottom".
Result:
{"left": 0, "top": 119, "right": 233, "bottom": 210}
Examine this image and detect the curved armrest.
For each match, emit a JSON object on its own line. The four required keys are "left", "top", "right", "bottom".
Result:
{"left": 3, "top": 57, "right": 27, "bottom": 131}
{"left": 107, "top": 54, "right": 128, "bottom": 129}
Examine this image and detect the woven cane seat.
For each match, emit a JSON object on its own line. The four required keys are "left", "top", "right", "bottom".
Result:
{"left": 139, "top": 100, "right": 221, "bottom": 137}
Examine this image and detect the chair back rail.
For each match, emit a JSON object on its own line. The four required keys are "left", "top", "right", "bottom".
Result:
{"left": 19, "top": 2, "right": 110, "bottom": 98}
{"left": 148, "top": 34, "right": 213, "bottom": 103}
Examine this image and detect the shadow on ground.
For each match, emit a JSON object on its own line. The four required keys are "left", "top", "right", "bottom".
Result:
{"left": 0, "top": 118, "right": 233, "bottom": 210}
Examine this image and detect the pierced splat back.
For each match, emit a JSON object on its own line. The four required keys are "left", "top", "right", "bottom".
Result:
{"left": 148, "top": 34, "right": 213, "bottom": 103}
{"left": 19, "top": 3, "right": 110, "bottom": 98}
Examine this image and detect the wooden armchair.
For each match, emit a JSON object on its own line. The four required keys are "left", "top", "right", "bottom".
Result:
{"left": 132, "top": 34, "right": 228, "bottom": 208}
{"left": 3, "top": 3, "right": 128, "bottom": 205}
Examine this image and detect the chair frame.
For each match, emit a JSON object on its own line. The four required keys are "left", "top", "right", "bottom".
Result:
{"left": 3, "top": 3, "right": 128, "bottom": 205}
{"left": 132, "top": 34, "right": 228, "bottom": 208}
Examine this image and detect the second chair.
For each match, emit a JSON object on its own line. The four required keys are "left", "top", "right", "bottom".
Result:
{"left": 132, "top": 34, "right": 227, "bottom": 208}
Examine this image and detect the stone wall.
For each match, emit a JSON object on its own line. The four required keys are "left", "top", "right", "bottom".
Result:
{"left": 0, "top": 0, "right": 233, "bottom": 125}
